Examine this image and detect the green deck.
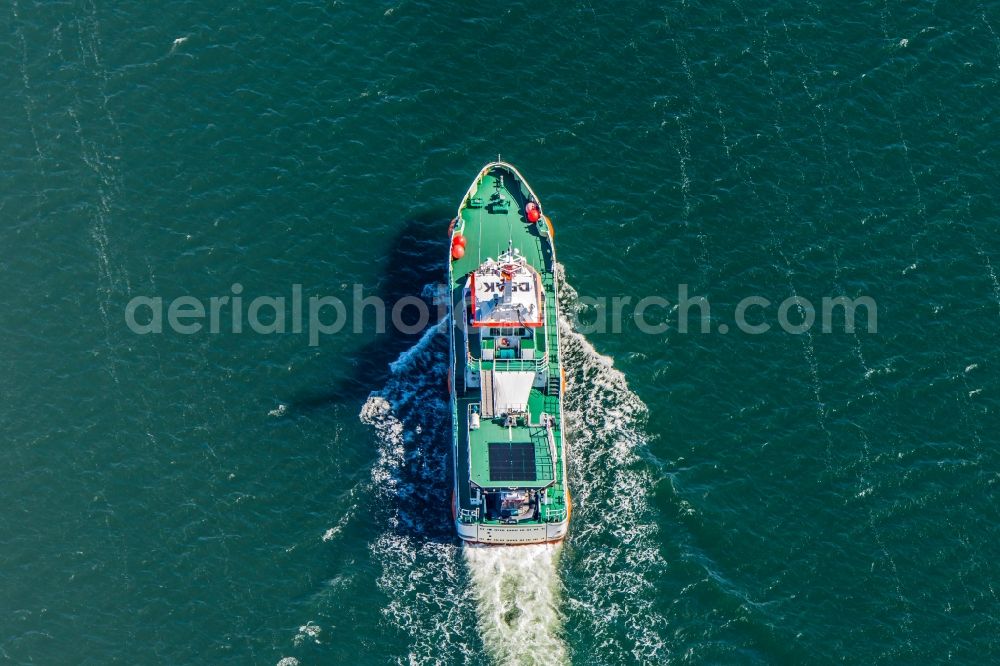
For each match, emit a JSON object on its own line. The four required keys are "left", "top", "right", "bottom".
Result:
{"left": 450, "top": 164, "right": 568, "bottom": 527}
{"left": 467, "top": 390, "right": 555, "bottom": 489}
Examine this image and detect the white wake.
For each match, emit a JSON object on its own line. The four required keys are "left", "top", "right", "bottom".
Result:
{"left": 464, "top": 543, "right": 568, "bottom": 665}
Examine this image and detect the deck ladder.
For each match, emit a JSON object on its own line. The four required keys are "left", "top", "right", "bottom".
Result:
{"left": 546, "top": 373, "right": 561, "bottom": 397}
{"left": 481, "top": 369, "right": 495, "bottom": 418}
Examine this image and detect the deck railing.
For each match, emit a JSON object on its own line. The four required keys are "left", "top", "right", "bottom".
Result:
{"left": 545, "top": 507, "right": 567, "bottom": 523}
{"left": 467, "top": 351, "right": 548, "bottom": 373}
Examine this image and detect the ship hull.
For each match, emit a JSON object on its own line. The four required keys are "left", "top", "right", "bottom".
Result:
{"left": 447, "top": 161, "right": 570, "bottom": 546}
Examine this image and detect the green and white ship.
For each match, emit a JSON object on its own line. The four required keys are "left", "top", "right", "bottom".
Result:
{"left": 448, "top": 161, "right": 570, "bottom": 545}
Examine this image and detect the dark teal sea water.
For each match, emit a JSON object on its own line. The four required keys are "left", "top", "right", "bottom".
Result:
{"left": 2, "top": 1, "right": 999, "bottom": 664}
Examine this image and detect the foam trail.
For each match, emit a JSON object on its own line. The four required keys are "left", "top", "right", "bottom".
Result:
{"left": 555, "top": 267, "right": 670, "bottom": 663}
{"left": 464, "top": 544, "right": 568, "bottom": 666}
{"left": 362, "top": 315, "right": 478, "bottom": 665}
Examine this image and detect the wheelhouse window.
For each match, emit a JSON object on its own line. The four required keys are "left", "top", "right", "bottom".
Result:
{"left": 486, "top": 327, "right": 525, "bottom": 338}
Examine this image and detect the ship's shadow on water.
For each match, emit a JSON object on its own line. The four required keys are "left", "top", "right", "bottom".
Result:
{"left": 293, "top": 209, "right": 452, "bottom": 411}
{"left": 297, "top": 209, "right": 459, "bottom": 544}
